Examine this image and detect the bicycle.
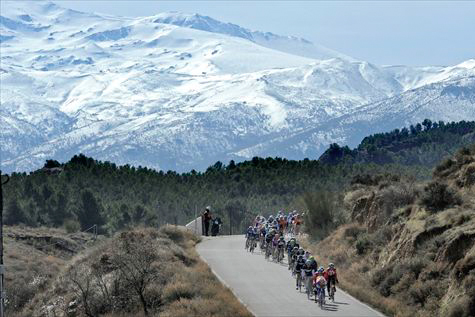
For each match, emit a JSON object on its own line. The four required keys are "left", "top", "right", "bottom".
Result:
{"left": 265, "top": 243, "right": 272, "bottom": 259}
{"left": 295, "top": 271, "right": 302, "bottom": 292}
{"left": 329, "top": 280, "right": 336, "bottom": 302}
{"left": 259, "top": 236, "right": 265, "bottom": 251}
{"left": 287, "top": 252, "right": 293, "bottom": 270}
{"left": 315, "top": 285, "right": 326, "bottom": 307}
{"left": 305, "top": 276, "right": 312, "bottom": 299}
{"left": 249, "top": 237, "right": 257, "bottom": 253}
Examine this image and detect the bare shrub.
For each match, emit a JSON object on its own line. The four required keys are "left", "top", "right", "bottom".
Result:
{"left": 110, "top": 230, "right": 165, "bottom": 315}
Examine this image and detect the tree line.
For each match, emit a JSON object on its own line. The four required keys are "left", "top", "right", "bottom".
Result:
{"left": 5, "top": 120, "right": 472, "bottom": 235}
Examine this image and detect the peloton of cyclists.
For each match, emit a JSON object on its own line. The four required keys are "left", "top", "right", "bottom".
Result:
{"left": 244, "top": 211, "right": 338, "bottom": 306}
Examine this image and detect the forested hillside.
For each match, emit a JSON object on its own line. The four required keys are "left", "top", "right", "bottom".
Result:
{"left": 319, "top": 120, "right": 475, "bottom": 165}
{"left": 3, "top": 120, "right": 470, "bottom": 235}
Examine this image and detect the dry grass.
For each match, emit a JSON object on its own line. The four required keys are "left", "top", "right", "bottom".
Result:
{"left": 17, "top": 225, "right": 251, "bottom": 317}
{"left": 3, "top": 226, "right": 96, "bottom": 314}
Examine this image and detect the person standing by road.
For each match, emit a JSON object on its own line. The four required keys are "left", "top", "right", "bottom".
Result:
{"left": 202, "top": 206, "right": 212, "bottom": 236}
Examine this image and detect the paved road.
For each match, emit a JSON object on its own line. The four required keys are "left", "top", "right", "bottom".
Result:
{"left": 197, "top": 235, "right": 384, "bottom": 317}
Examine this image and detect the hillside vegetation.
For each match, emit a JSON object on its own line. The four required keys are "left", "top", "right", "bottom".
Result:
{"left": 307, "top": 145, "right": 475, "bottom": 317}
{"left": 4, "top": 226, "right": 98, "bottom": 315}
{"left": 5, "top": 120, "right": 472, "bottom": 235}
{"left": 319, "top": 120, "right": 475, "bottom": 166}
{"left": 10, "top": 226, "right": 251, "bottom": 317}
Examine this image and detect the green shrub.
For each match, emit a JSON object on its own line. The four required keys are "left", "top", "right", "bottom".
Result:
{"left": 421, "top": 181, "right": 461, "bottom": 212}
{"left": 355, "top": 233, "right": 372, "bottom": 255}
{"left": 302, "top": 190, "right": 339, "bottom": 239}
{"left": 378, "top": 265, "right": 404, "bottom": 297}
{"left": 63, "top": 219, "right": 81, "bottom": 233}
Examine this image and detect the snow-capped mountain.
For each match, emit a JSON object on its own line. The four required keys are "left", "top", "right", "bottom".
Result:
{"left": 1, "top": 1, "right": 474, "bottom": 172}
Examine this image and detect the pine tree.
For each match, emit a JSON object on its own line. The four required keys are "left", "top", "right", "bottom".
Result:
{"left": 76, "top": 190, "right": 105, "bottom": 231}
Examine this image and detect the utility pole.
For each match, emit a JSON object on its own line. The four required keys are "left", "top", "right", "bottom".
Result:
{"left": 0, "top": 171, "right": 10, "bottom": 317}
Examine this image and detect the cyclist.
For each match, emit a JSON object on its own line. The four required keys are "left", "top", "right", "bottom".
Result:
{"left": 324, "top": 263, "right": 339, "bottom": 298}
{"left": 303, "top": 259, "right": 314, "bottom": 298}
{"left": 245, "top": 226, "right": 253, "bottom": 250}
{"left": 308, "top": 255, "right": 318, "bottom": 271}
{"left": 294, "top": 254, "right": 305, "bottom": 290}
{"left": 259, "top": 224, "right": 267, "bottom": 249}
{"left": 264, "top": 229, "right": 275, "bottom": 258}
{"left": 286, "top": 238, "right": 297, "bottom": 261}
{"left": 289, "top": 245, "right": 299, "bottom": 271}
{"left": 313, "top": 267, "right": 327, "bottom": 304}
{"left": 249, "top": 226, "right": 258, "bottom": 251}
{"left": 278, "top": 215, "right": 287, "bottom": 234}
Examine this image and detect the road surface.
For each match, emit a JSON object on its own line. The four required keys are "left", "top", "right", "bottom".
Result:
{"left": 197, "top": 235, "right": 384, "bottom": 317}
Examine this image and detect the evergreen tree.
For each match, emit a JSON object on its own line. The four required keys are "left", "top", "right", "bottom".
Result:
{"left": 76, "top": 190, "right": 105, "bottom": 231}
{"left": 5, "top": 199, "right": 28, "bottom": 225}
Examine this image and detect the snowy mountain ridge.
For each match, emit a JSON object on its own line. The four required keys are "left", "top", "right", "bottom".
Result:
{"left": 1, "top": 1, "right": 474, "bottom": 172}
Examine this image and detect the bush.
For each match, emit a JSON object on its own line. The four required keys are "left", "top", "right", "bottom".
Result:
{"left": 355, "top": 233, "right": 372, "bottom": 255}
{"left": 434, "top": 158, "right": 456, "bottom": 177}
{"left": 372, "top": 227, "right": 393, "bottom": 247}
{"left": 445, "top": 290, "right": 475, "bottom": 317}
{"left": 302, "top": 190, "right": 338, "bottom": 239}
{"left": 63, "top": 219, "right": 81, "bottom": 233}
{"left": 377, "top": 266, "right": 404, "bottom": 297}
{"left": 421, "top": 181, "right": 461, "bottom": 212}
{"left": 162, "top": 281, "right": 195, "bottom": 303}
{"left": 408, "top": 280, "right": 442, "bottom": 306}
{"left": 343, "top": 224, "right": 364, "bottom": 240}
{"left": 379, "top": 183, "right": 417, "bottom": 212}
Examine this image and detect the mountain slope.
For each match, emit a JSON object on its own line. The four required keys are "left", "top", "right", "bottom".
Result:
{"left": 1, "top": 1, "right": 474, "bottom": 172}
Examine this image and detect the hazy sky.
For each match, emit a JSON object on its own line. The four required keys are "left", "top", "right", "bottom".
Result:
{"left": 54, "top": 1, "right": 474, "bottom": 66}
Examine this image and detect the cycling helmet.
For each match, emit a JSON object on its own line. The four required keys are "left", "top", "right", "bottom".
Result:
{"left": 318, "top": 267, "right": 324, "bottom": 273}
{"left": 309, "top": 256, "right": 315, "bottom": 262}
{"left": 298, "top": 255, "right": 303, "bottom": 260}
{"left": 279, "top": 236, "right": 284, "bottom": 240}
{"left": 293, "top": 246, "right": 298, "bottom": 251}
{"left": 329, "top": 263, "right": 335, "bottom": 268}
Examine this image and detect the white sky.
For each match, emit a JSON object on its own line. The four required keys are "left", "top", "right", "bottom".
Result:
{"left": 54, "top": 0, "right": 475, "bottom": 66}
